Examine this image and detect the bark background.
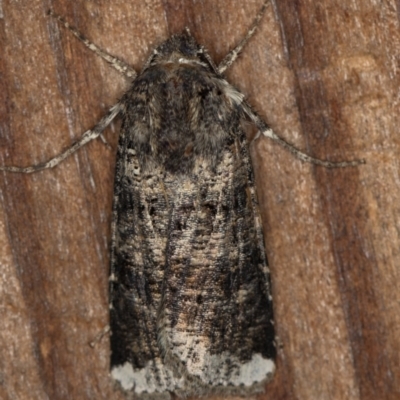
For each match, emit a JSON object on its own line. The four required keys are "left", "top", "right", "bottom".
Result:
{"left": 1, "top": 0, "right": 399, "bottom": 399}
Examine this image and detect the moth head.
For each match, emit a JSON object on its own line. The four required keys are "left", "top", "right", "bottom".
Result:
{"left": 143, "top": 28, "right": 219, "bottom": 73}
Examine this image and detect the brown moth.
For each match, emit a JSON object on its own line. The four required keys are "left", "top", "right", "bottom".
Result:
{"left": 0, "top": 2, "right": 363, "bottom": 398}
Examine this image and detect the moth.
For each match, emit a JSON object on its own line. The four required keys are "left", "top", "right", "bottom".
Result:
{"left": 0, "top": 1, "right": 363, "bottom": 398}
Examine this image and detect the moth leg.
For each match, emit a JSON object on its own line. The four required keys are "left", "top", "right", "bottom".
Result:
{"left": 89, "top": 325, "right": 110, "bottom": 348}
{"left": 0, "top": 103, "right": 122, "bottom": 173}
{"left": 243, "top": 102, "right": 365, "bottom": 168}
{"left": 218, "top": 0, "right": 270, "bottom": 74}
{"left": 98, "top": 133, "right": 112, "bottom": 148}
{"left": 48, "top": 10, "right": 137, "bottom": 79}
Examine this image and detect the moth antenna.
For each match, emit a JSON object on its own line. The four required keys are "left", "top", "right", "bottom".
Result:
{"left": 261, "top": 128, "right": 365, "bottom": 168}
{"left": 244, "top": 104, "right": 365, "bottom": 168}
{"left": 218, "top": 0, "right": 270, "bottom": 74}
{"left": 0, "top": 103, "right": 122, "bottom": 173}
{"left": 47, "top": 10, "right": 137, "bottom": 79}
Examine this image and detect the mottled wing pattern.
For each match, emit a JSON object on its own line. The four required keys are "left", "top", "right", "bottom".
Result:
{"left": 160, "top": 133, "right": 275, "bottom": 393}
{"left": 109, "top": 144, "right": 183, "bottom": 394}
{"left": 110, "top": 34, "right": 275, "bottom": 398}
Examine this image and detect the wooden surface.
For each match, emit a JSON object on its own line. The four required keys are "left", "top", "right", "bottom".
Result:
{"left": 1, "top": 0, "right": 399, "bottom": 399}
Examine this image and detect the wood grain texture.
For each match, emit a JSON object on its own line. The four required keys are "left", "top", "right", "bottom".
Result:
{"left": 0, "top": 0, "right": 399, "bottom": 399}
